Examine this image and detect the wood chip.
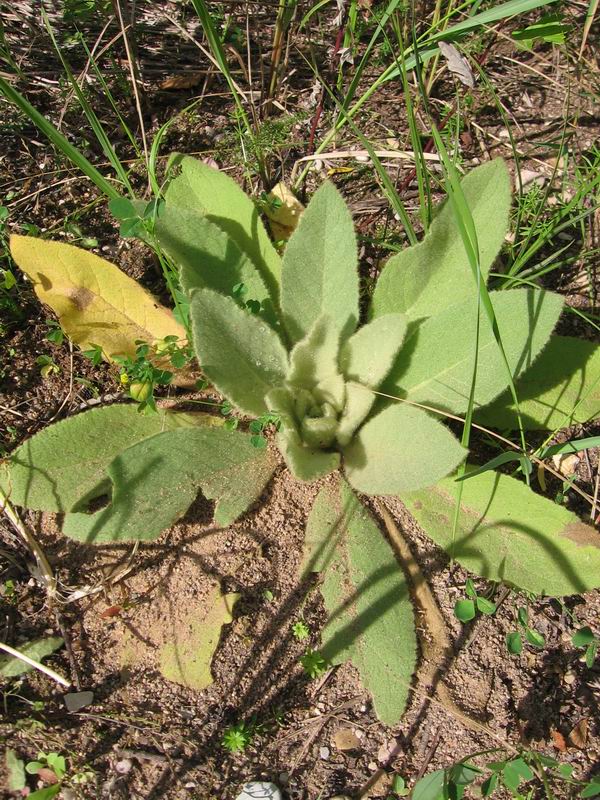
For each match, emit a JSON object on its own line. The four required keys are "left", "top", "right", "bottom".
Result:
{"left": 550, "top": 728, "right": 567, "bottom": 752}
{"left": 159, "top": 73, "right": 203, "bottom": 90}
{"left": 332, "top": 727, "right": 361, "bottom": 751}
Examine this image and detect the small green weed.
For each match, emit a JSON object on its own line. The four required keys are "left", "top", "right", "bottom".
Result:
{"left": 300, "top": 648, "right": 328, "bottom": 679}
{"left": 292, "top": 620, "right": 310, "bottom": 641}
{"left": 572, "top": 626, "right": 599, "bottom": 668}
{"left": 506, "top": 606, "right": 545, "bottom": 655}
{"left": 454, "top": 579, "right": 497, "bottom": 623}
{"left": 221, "top": 720, "right": 256, "bottom": 753}
{"left": 115, "top": 337, "right": 191, "bottom": 413}
{"left": 45, "top": 319, "right": 64, "bottom": 346}
{"left": 411, "top": 748, "right": 600, "bottom": 799}
{"left": 35, "top": 355, "right": 60, "bottom": 378}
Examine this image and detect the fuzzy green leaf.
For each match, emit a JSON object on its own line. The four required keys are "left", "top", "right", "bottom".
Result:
{"left": 403, "top": 467, "right": 600, "bottom": 596}
{"left": 190, "top": 288, "right": 288, "bottom": 415}
{"left": 165, "top": 156, "right": 281, "bottom": 301}
{"left": 287, "top": 315, "right": 341, "bottom": 387}
{"left": 303, "top": 478, "right": 417, "bottom": 725}
{"left": 281, "top": 181, "right": 359, "bottom": 343}
{"left": 63, "top": 428, "right": 276, "bottom": 542}
{"left": 476, "top": 335, "right": 600, "bottom": 430}
{"left": 385, "top": 288, "right": 563, "bottom": 415}
{"left": 276, "top": 430, "right": 340, "bottom": 481}
{"left": 371, "top": 159, "right": 511, "bottom": 321}
{"left": 6, "top": 749, "right": 26, "bottom": 792}
{"left": 344, "top": 404, "right": 466, "bottom": 494}
{"left": 340, "top": 313, "right": 407, "bottom": 387}
{"left": 336, "top": 382, "right": 376, "bottom": 448}
{"left": 0, "top": 636, "right": 64, "bottom": 678}
{"left": 0, "top": 405, "right": 205, "bottom": 513}
{"left": 155, "top": 206, "right": 273, "bottom": 314}
{"left": 412, "top": 770, "right": 446, "bottom": 800}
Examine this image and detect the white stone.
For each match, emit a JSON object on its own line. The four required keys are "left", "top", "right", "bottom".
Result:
{"left": 236, "top": 782, "right": 282, "bottom": 800}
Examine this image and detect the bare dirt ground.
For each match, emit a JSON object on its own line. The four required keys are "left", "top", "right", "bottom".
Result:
{"left": 1, "top": 2, "right": 600, "bottom": 798}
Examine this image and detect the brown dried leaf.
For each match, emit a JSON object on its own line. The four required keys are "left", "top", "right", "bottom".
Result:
{"left": 568, "top": 718, "right": 589, "bottom": 749}
{"left": 160, "top": 73, "right": 203, "bottom": 90}
{"left": 438, "top": 41, "right": 475, "bottom": 88}
{"left": 550, "top": 728, "right": 567, "bottom": 752}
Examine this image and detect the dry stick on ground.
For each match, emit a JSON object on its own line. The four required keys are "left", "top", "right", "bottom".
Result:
{"left": 113, "top": 0, "right": 149, "bottom": 177}
{"left": 287, "top": 696, "right": 364, "bottom": 775}
{"left": 306, "top": 5, "right": 349, "bottom": 159}
{"left": 57, "top": 16, "right": 118, "bottom": 129}
{"left": 591, "top": 461, "right": 600, "bottom": 522}
{"left": 0, "top": 489, "right": 55, "bottom": 599}
{"left": 377, "top": 503, "right": 490, "bottom": 737}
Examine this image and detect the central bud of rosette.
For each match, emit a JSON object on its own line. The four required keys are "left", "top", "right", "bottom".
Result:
{"left": 264, "top": 315, "right": 376, "bottom": 465}
{"left": 272, "top": 374, "right": 347, "bottom": 449}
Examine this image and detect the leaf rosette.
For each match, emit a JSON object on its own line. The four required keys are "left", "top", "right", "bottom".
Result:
{"left": 6, "top": 156, "right": 600, "bottom": 729}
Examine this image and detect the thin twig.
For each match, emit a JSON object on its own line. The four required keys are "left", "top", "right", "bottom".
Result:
{"left": 591, "top": 460, "right": 600, "bottom": 522}
{"left": 0, "top": 489, "right": 56, "bottom": 598}
{"left": 114, "top": 0, "right": 149, "bottom": 175}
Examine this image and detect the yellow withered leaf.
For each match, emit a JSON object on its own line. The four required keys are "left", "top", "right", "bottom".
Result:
{"left": 264, "top": 182, "right": 304, "bottom": 242}
{"left": 10, "top": 235, "right": 186, "bottom": 360}
{"left": 159, "top": 587, "right": 239, "bottom": 690}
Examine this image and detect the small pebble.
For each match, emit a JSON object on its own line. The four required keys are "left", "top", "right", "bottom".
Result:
{"left": 368, "top": 761, "right": 378, "bottom": 771}
{"left": 64, "top": 691, "right": 94, "bottom": 712}
{"left": 278, "top": 772, "right": 289, "bottom": 785}
{"left": 319, "top": 746, "right": 330, "bottom": 760}
{"left": 114, "top": 759, "right": 132, "bottom": 775}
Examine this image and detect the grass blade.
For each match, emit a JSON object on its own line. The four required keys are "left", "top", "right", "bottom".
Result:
{"left": 0, "top": 76, "right": 120, "bottom": 201}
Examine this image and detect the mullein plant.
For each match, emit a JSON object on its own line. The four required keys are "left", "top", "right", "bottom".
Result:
{"left": 4, "top": 157, "right": 600, "bottom": 724}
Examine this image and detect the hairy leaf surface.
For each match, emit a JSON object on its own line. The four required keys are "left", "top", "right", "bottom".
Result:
{"left": 476, "top": 335, "right": 600, "bottom": 429}
{"left": 159, "top": 588, "right": 239, "bottom": 690}
{"left": 166, "top": 156, "right": 281, "bottom": 301}
{"left": 371, "top": 159, "right": 511, "bottom": 321}
{"left": 336, "top": 382, "right": 376, "bottom": 447}
{"left": 303, "top": 479, "right": 417, "bottom": 725}
{"left": 190, "top": 288, "right": 288, "bottom": 415}
{"left": 0, "top": 405, "right": 206, "bottom": 512}
{"left": 403, "top": 467, "right": 600, "bottom": 595}
{"left": 281, "top": 181, "right": 359, "bottom": 343}
{"left": 340, "top": 313, "right": 407, "bottom": 388}
{"left": 10, "top": 236, "right": 185, "bottom": 360}
{"left": 287, "top": 315, "right": 341, "bottom": 387}
{"left": 155, "top": 207, "right": 272, "bottom": 312}
{"left": 276, "top": 431, "right": 341, "bottom": 481}
{"left": 344, "top": 404, "right": 466, "bottom": 494}
{"left": 385, "top": 288, "right": 563, "bottom": 414}
{"left": 63, "top": 427, "right": 276, "bottom": 542}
